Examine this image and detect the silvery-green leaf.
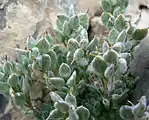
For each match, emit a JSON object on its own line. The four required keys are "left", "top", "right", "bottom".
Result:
{"left": 42, "top": 54, "right": 51, "bottom": 72}
{"left": 45, "top": 32, "right": 53, "bottom": 46}
{"left": 116, "top": 30, "right": 127, "bottom": 42}
{"left": 117, "top": 58, "right": 127, "bottom": 74}
{"left": 132, "top": 28, "right": 148, "bottom": 40}
{"left": 36, "top": 37, "right": 50, "bottom": 54}
{"left": 117, "top": 0, "right": 129, "bottom": 11}
{"left": 114, "top": 14, "right": 127, "bottom": 32}
{"left": 54, "top": 101, "right": 70, "bottom": 112}
{"left": 29, "top": 47, "right": 39, "bottom": 60}
{"left": 91, "top": 55, "right": 108, "bottom": 74}
{"left": 69, "top": 15, "right": 80, "bottom": 30}
{"left": 101, "top": 12, "right": 112, "bottom": 26}
{"left": 0, "top": 72, "right": 5, "bottom": 82}
{"left": 87, "top": 37, "right": 99, "bottom": 51}
{"left": 119, "top": 105, "right": 134, "bottom": 120}
{"left": 49, "top": 77, "right": 65, "bottom": 89}
{"left": 76, "top": 106, "right": 90, "bottom": 120}
{"left": 78, "top": 12, "right": 89, "bottom": 30}
{"left": 67, "top": 51, "right": 74, "bottom": 64}
{"left": 108, "top": 29, "right": 119, "bottom": 44}
{"left": 107, "top": 19, "right": 114, "bottom": 29}
{"left": 7, "top": 74, "right": 18, "bottom": 88}
{"left": 68, "top": 38, "right": 79, "bottom": 51}
{"left": 113, "top": 7, "right": 121, "bottom": 17}
{"left": 102, "top": 40, "right": 109, "bottom": 53}
{"left": 124, "top": 41, "right": 132, "bottom": 52}
{"left": 3, "top": 61, "right": 12, "bottom": 75}
{"left": 22, "top": 75, "right": 30, "bottom": 93}
{"left": 14, "top": 92, "right": 25, "bottom": 107}
{"left": 110, "top": 0, "right": 117, "bottom": 6}
{"left": 46, "top": 109, "right": 63, "bottom": 119}
{"left": 26, "top": 36, "right": 36, "bottom": 49}
{"left": 67, "top": 71, "right": 76, "bottom": 87}
{"left": 59, "top": 63, "right": 71, "bottom": 78}
{"left": 47, "top": 50, "right": 57, "bottom": 69}
{"left": 65, "top": 92, "right": 77, "bottom": 107}
{"left": 73, "top": 48, "right": 84, "bottom": 61}
{"left": 0, "top": 82, "right": 9, "bottom": 96}
{"left": 56, "top": 19, "right": 63, "bottom": 30}
{"left": 57, "top": 14, "right": 69, "bottom": 24}
{"left": 79, "top": 39, "right": 89, "bottom": 50}
{"left": 127, "top": 25, "right": 136, "bottom": 35}
{"left": 63, "top": 21, "right": 71, "bottom": 36}
{"left": 104, "top": 64, "right": 114, "bottom": 78}
{"left": 81, "top": 29, "right": 88, "bottom": 39}
{"left": 69, "top": 107, "right": 79, "bottom": 120}
{"left": 78, "top": 58, "right": 89, "bottom": 67}
{"left": 112, "top": 42, "right": 125, "bottom": 53}
{"left": 120, "top": 53, "right": 131, "bottom": 64}
{"left": 53, "top": 28, "right": 65, "bottom": 42}
{"left": 69, "top": 4, "right": 76, "bottom": 17}
{"left": 103, "top": 49, "right": 119, "bottom": 64}
{"left": 101, "top": 0, "right": 113, "bottom": 12}
{"left": 50, "top": 91, "right": 63, "bottom": 103}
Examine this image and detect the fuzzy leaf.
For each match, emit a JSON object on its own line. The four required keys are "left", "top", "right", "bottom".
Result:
{"left": 47, "top": 109, "right": 63, "bottom": 119}
{"left": 7, "top": 74, "right": 18, "bottom": 88}
{"left": 76, "top": 106, "right": 90, "bottom": 120}
{"left": 117, "top": 58, "right": 127, "bottom": 74}
{"left": 132, "top": 28, "right": 148, "bottom": 40}
{"left": 101, "top": 12, "right": 112, "bottom": 26}
{"left": 79, "top": 39, "right": 89, "bottom": 50}
{"left": 26, "top": 36, "right": 36, "bottom": 49}
{"left": 73, "top": 48, "right": 84, "bottom": 61}
{"left": 65, "top": 92, "right": 77, "bottom": 107}
{"left": 116, "top": 29, "right": 127, "bottom": 42}
{"left": 59, "top": 63, "right": 71, "bottom": 78}
{"left": 78, "top": 13, "right": 89, "bottom": 30}
{"left": 104, "top": 64, "right": 114, "bottom": 78}
{"left": 67, "top": 71, "right": 76, "bottom": 87}
{"left": 108, "top": 29, "right": 119, "bottom": 44}
{"left": 69, "top": 15, "right": 80, "bottom": 30}
{"left": 49, "top": 77, "right": 65, "bottom": 89}
{"left": 63, "top": 21, "right": 71, "bottom": 36}
{"left": 50, "top": 92, "right": 63, "bottom": 103}
{"left": 68, "top": 38, "right": 79, "bottom": 51}
{"left": 54, "top": 101, "right": 70, "bottom": 112}
{"left": 101, "top": 0, "right": 113, "bottom": 12}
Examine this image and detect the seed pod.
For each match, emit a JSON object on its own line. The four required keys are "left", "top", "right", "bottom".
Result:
{"left": 42, "top": 54, "right": 51, "bottom": 72}
{"left": 46, "top": 109, "right": 63, "bottom": 120}
{"left": 69, "top": 107, "right": 79, "bottom": 120}
{"left": 87, "top": 37, "right": 98, "bottom": 51}
{"left": 69, "top": 15, "right": 80, "bottom": 30}
{"left": 119, "top": 105, "right": 134, "bottom": 120}
{"left": 49, "top": 77, "right": 65, "bottom": 89}
{"left": 102, "top": 40, "right": 109, "bottom": 53}
{"left": 67, "top": 71, "right": 76, "bottom": 87}
{"left": 3, "top": 61, "right": 12, "bottom": 75}
{"left": 103, "top": 49, "right": 119, "bottom": 64}
{"left": 50, "top": 92, "right": 63, "bottom": 103}
{"left": 47, "top": 50, "right": 57, "bottom": 69}
{"left": 78, "top": 12, "right": 89, "bottom": 30}
{"left": 63, "top": 21, "right": 71, "bottom": 36}
{"left": 26, "top": 36, "right": 36, "bottom": 49}
{"left": 116, "top": 30, "right": 127, "bottom": 42}
{"left": 114, "top": 14, "right": 127, "bottom": 32}
{"left": 79, "top": 39, "right": 89, "bottom": 50}
{"left": 59, "top": 63, "right": 71, "bottom": 78}
{"left": 65, "top": 92, "right": 76, "bottom": 107}
{"left": 101, "top": 12, "right": 112, "bottom": 26}
{"left": 14, "top": 92, "right": 25, "bottom": 107}
{"left": 117, "top": 58, "right": 127, "bottom": 74}
{"left": 132, "top": 96, "right": 146, "bottom": 118}
{"left": 36, "top": 37, "right": 50, "bottom": 54}
{"left": 112, "top": 42, "right": 125, "bottom": 53}
{"left": 76, "top": 106, "right": 90, "bottom": 120}
{"left": 0, "top": 72, "right": 5, "bottom": 82}
{"left": 132, "top": 28, "right": 148, "bottom": 40}
{"left": 67, "top": 38, "right": 79, "bottom": 51}
{"left": 7, "top": 74, "right": 18, "bottom": 88}
{"left": 29, "top": 47, "right": 40, "bottom": 60}
{"left": 104, "top": 64, "right": 114, "bottom": 78}
{"left": 54, "top": 101, "right": 70, "bottom": 113}
{"left": 73, "top": 48, "right": 84, "bottom": 61}
{"left": 22, "top": 75, "right": 30, "bottom": 93}
{"left": 101, "top": 0, "right": 113, "bottom": 12}
{"left": 108, "top": 29, "right": 119, "bottom": 44}
{"left": 91, "top": 55, "right": 107, "bottom": 74}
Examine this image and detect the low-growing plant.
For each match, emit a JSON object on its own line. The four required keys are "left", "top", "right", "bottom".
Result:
{"left": 0, "top": 0, "right": 148, "bottom": 120}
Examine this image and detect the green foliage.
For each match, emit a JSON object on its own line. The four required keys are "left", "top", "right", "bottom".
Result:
{"left": 1, "top": 1, "right": 149, "bottom": 120}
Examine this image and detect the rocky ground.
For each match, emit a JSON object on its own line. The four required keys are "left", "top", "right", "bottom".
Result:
{"left": 0, "top": 0, "right": 149, "bottom": 119}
